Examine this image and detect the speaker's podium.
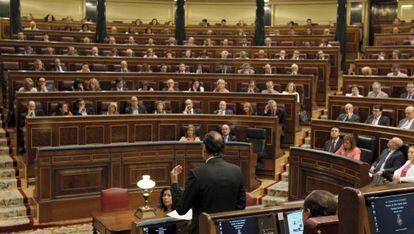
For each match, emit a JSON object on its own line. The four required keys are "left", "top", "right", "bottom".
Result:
{"left": 339, "top": 183, "right": 414, "bottom": 234}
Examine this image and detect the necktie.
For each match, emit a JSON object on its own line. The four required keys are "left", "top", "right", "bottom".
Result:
{"left": 375, "top": 149, "right": 390, "bottom": 172}
{"left": 329, "top": 140, "right": 336, "bottom": 152}
{"left": 344, "top": 115, "right": 349, "bottom": 121}
{"left": 408, "top": 93, "right": 413, "bottom": 99}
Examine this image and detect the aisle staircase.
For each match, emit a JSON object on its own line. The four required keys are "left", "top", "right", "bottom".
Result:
{"left": 261, "top": 164, "right": 290, "bottom": 206}
{"left": 0, "top": 110, "right": 32, "bottom": 232}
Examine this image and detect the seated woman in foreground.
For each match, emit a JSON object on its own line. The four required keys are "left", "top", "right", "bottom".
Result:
{"left": 179, "top": 125, "right": 200, "bottom": 142}
{"left": 393, "top": 145, "right": 414, "bottom": 183}
{"left": 335, "top": 134, "right": 361, "bottom": 160}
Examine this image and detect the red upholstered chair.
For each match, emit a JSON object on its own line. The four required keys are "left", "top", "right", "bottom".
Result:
{"left": 100, "top": 188, "right": 130, "bottom": 212}
{"left": 246, "top": 192, "right": 258, "bottom": 206}
{"left": 303, "top": 215, "right": 339, "bottom": 234}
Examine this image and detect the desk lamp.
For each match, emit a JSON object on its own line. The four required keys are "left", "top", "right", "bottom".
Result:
{"left": 135, "top": 175, "right": 156, "bottom": 218}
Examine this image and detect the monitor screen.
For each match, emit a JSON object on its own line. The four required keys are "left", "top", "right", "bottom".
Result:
{"left": 285, "top": 210, "right": 303, "bottom": 234}
{"left": 142, "top": 221, "right": 187, "bottom": 234}
{"left": 217, "top": 216, "right": 259, "bottom": 234}
{"left": 366, "top": 192, "right": 414, "bottom": 234}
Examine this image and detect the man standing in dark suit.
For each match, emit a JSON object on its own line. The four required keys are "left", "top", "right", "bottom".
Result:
{"left": 213, "top": 101, "right": 234, "bottom": 115}
{"left": 322, "top": 127, "right": 343, "bottom": 153}
{"left": 182, "top": 99, "right": 202, "bottom": 114}
{"left": 124, "top": 96, "right": 147, "bottom": 114}
{"left": 365, "top": 105, "right": 391, "bottom": 126}
{"left": 221, "top": 124, "right": 236, "bottom": 142}
{"left": 370, "top": 137, "right": 406, "bottom": 180}
{"left": 170, "top": 131, "right": 246, "bottom": 234}
{"left": 400, "top": 83, "right": 414, "bottom": 99}
{"left": 336, "top": 103, "right": 360, "bottom": 122}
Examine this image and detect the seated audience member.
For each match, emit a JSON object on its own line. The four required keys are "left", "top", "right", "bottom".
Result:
{"left": 393, "top": 146, "right": 414, "bottom": 183}
{"left": 116, "top": 60, "right": 129, "bottom": 72}
{"left": 185, "top": 37, "right": 195, "bottom": 46}
{"left": 49, "top": 58, "right": 65, "bottom": 72}
{"left": 345, "top": 85, "right": 363, "bottom": 97}
{"left": 263, "top": 100, "right": 286, "bottom": 126}
{"left": 159, "top": 188, "right": 174, "bottom": 213}
{"left": 22, "top": 45, "right": 35, "bottom": 55}
{"left": 36, "top": 77, "right": 50, "bottom": 92}
{"left": 146, "top": 38, "right": 156, "bottom": 46}
{"left": 140, "top": 64, "right": 153, "bottom": 73}
{"left": 400, "top": 83, "right": 414, "bottom": 99}
{"left": 198, "top": 50, "right": 209, "bottom": 59}
{"left": 138, "top": 80, "right": 154, "bottom": 91}
{"left": 82, "top": 37, "right": 91, "bottom": 43}
{"left": 241, "top": 102, "right": 255, "bottom": 116}
{"left": 397, "top": 106, "right": 414, "bottom": 130}
{"left": 291, "top": 50, "right": 301, "bottom": 60}
{"left": 387, "top": 64, "right": 408, "bottom": 77}
{"left": 162, "top": 79, "right": 179, "bottom": 91}
{"left": 165, "top": 51, "right": 174, "bottom": 59}
{"left": 202, "top": 38, "right": 213, "bottom": 46}
{"left": 323, "top": 127, "right": 343, "bottom": 153}
{"left": 188, "top": 79, "right": 205, "bottom": 92}
{"left": 44, "top": 47, "right": 54, "bottom": 55}
{"left": 336, "top": 103, "right": 360, "bottom": 122}
{"left": 127, "top": 36, "right": 136, "bottom": 45}
{"left": 282, "top": 82, "right": 300, "bottom": 103}
{"left": 199, "top": 18, "right": 210, "bottom": 26}
{"left": 125, "top": 96, "right": 147, "bottom": 114}
{"left": 53, "top": 103, "right": 73, "bottom": 116}
{"left": 106, "top": 102, "right": 119, "bottom": 115}
{"left": 367, "top": 82, "right": 389, "bottom": 98}
{"left": 377, "top": 52, "right": 386, "bottom": 60}
{"left": 256, "top": 50, "right": 267, "bottom": 59}
{"left": 167, "top": 37, "right": 177, "bottom": 46}
{"left": 261, "top": 81, "right": 280, "bottom": 94}
{"left": 302, "top": 190, "right": 337, "bottom": 222}
{"left": 305, "top": 27, "right": 313, "bottom": 35}
{"left": 91, "top": 46, "right": 99, "bottom": 56}
{"left": 215, "top": 63, "right": 233, "bottom": 74}
{"left": 370, "top": 137, "right": 405, "bottom": 181}
{"left": 195, "top": 65, "right": 204, "bottom": 74}
{"left": 392, "top": 49, "right": 401, "bottom": 60}
{"left": 276, "top": 50, "right": 287, "bottom": 60}
{"left": 17, "top": 31, "right": 25, "bottom": 41}
{"left": 221, "top": 39, "right": 229, "bottom": 46}
{"left": 18, "top": 78, "right": 37, "bottom": 93}
{"left": 78, "top": 63, "right": 90, "bottom": 72}
{"left": 264, "top": 37, "right": 272, "bottom": 47}
{"left": 72, "top": 79, "right": 85, "bottom": 91}
{"left": 112, "top": 78, "right": 128, "bottom": 91}
{"left": 392, "top": 26, "right": 399, "bottom": 34}
{"left": 73, "top": 99, "right": 94, "bottom": 116}
{"left": 177, "top": 63, "right": 188, "bottom": 74}
{"left": 143, "top": 48, "right": 158, "bottom": 58}
{"left": 154, "top": 101, "right": 167, "bottom": 114}
{"left": 365, "top": 105, "right": 391, "bottom": 126}
{"left": 335, "top": 134, "right": 361, "bottom": 160}
{"left": 80, "top": 23, "right": 91, "bottom": 32}
{"left": 323, "top": 28, "right": 331, "bottom": 35}
{"left": 182, "top": 99, "right": 202, "bottom": 114}
{"left": 263, "top": 64, "right": 273, "bottom": 74}
{"left": 125, "top": 48, "right": 134, "bottom": 57}
{"left": 361, "top": 66, "right": 372, "bottom": 75}
{"left": 179, "top": 125, "right": 201, "bottom": 142}
{"left": 221, "top": 124, "right": 236, "bottom": 142}
{"left": 239, "top": 38, "right": 249, "bottom": 47}
{"left": 316, "top": 50, "right": 326, "bottom": 60}
{"left": 183, "top": 49, "right": 193, "bottom": 59}
{"left": 213, "top": 79, "right": 230, "bottom": 93}
{"left": 214, "top": 101, "right": 233, "bottom": 115}
{"left": 290, "top": 64, "right": 299, "bottom": 75}
{"left": 241, "top": 80, "right": 260, "bottom": 93}
{"left": 319, "top": 39, "right": 332, "bottom": 47}
{"left": 108, "top": 36, "right": 116, "bottom": 45}
{"left": 238, "top": 63, "right": 255, "bottom": 75}
{"left": 220, "top": 50, "right": 229, "bottom": 59}
{"left": 22, "top": 101, "right": 44, "bottom": 121}
{"left": 88, "top": 78, "right": 101, "bottom": 91}
{"left": 25, "top": 20, "right": 38, "bottom": 30}
{"left": 32, "top": 59, "right": 45, "bottom": 71}
{"left": 66, "top": 46, "right": 78, "bottom": 56}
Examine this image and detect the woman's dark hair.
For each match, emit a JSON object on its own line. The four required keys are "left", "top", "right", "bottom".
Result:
{"left": 159, "top": 188, "right": 173, "bottom": 212}
{"left": 203, "top": 131, "right": 225, "bottom": 157}
{"left": 73, "top": 79, "right": 84, "bottom": 91}
{"left": 54, "top": 102, "right": 68, "bottom": 115}
{"left": 44, "top": 14, "right": 55, "bottom": 21}
{"left": 191, "top": 79, "right": 202, "bottom": 91}
{"left": 81, "top": 23, "right": 89, "bottom": 31}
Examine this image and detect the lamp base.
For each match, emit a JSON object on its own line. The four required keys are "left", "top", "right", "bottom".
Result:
{"left": 135, "top": 206, "right": 156, "bottom": 219}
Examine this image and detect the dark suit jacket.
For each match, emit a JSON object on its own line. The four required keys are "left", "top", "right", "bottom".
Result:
{"left": 213, "top": 109, "right": 234, "bottom": 115}
{"left": 72, "top": 107, "right": 94, "bottom": 116}
{"left": 48, "top": 65, "right": 66, "bottom": 72}
{"left": 336, "top": 113, "right": 360, "bottom": 122}
{"left": 240, "top": 87, "right": 260, "bottom": 93}
{"left": 124, "top": 106, "right": 147, "bottom": 114}
{"left": 264, "top": 109, "right": 286, "bottom": 125}
{"left": 171, "top": 157, "right": 246, "bottom": 234}
{"left": 20, "top": 109, "right": 44, "bottom": 127}
{"left": 110, "top": 87, "right": 129, "bottom": 91}
{"left": 215, "top": 66, "right": 234, "bottom": 74}
{"left": 372, "top": 149, "right": 405, "bottom": 180}
{"left": 183, "top": 108, "right": 202, "bottom": 114}
{"left": 162, "top": 87, "right": 180, "bottom": 91}
{"left": 323, "top": 138, "right": 343, "bottom": 152}
{"left": 365, "top": 115, "right": 391, "bottom": 126}
{"left": 223, "top": 134, "right": 237, "bottom": 142}
{"left": 400, "top": 92, "right": 414, "bottom": 99}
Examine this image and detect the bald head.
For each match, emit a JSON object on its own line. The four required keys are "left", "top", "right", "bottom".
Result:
{"left": 405, "top": 106, "right": 414, "bottom": 120}
{"left": 388, "top": 137, "right": 403, "bottom": 150}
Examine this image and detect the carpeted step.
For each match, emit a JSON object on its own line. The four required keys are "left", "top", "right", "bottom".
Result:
{"left": 0, "top": 146, "right": 9, "bottom": 155}
{"left": 0, "top": 190, "right": 25, "bottom": 208}
{"left": 266, "top": 181, "right": 289, "bottom": 197}
{"left": 0, "top": 206, "right": 29, "bottom": 219}
{"left": 261, "top": 195, "right": 288, "bottom": 207}
{"left": 0, "top": 216, "right": 32, "bottom": 230}
{"left": 0, "top": 138, "right": 7, "bottom": 147}
{"left": 0, "top": 168, "right": 17, "bottom": 179}
{"left": 0, "top": 128, "right": 6, "bottom": 138}
{"left": 0, "top": 178, "right": 18, "bottom": 190}
{"left": 281, "top": 171, "right": 289, "bottom": 182}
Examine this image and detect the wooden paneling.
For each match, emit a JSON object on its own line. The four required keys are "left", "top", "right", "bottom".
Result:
{"left": 35, "top": 142, "right": 258, "bottom": 222}
{"left": 289, "top": 147, "right": 371, "bottom": 200}
{"left": 355, "top": 59, "right": 414, "bottom": 76}
{"left": 374, "top": 33, "right": 414, "bottom": 46}
{"left": 364, "top": 46, "right": 414, "bottom": 59}
{"left": 26, "top": 114, "right": 281, "bottom": 179}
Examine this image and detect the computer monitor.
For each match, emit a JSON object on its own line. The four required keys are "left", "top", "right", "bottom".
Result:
{"left": 285, "top": 210, "right": 304, "bottom": 234}
{"left": 366, "top": 192, "right": 414, "bottom": 234}
{"left": 139, "top": 217, "right": 188, "bottom": 234}
{"left": 215, "top": 213, "right": 275, "bottom": 234}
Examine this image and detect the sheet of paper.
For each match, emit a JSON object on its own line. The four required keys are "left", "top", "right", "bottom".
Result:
{"left": 167, "top": 209, "right": 192, "bottom": 220}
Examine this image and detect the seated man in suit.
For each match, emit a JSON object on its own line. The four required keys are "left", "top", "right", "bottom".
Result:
{"left": 36, "top": 77, "right": 52, "bottom": 92}
{"left": 215, "top": 63, "right": 233, "bottom": 74}
{"left": 276, "top": 50, "right": 287, "bottom": 60}
{"left": 263, "top": 64, "right": 273, "bottom": 75}
{"left": 261, "top": 80, "right": 280, "bottom": 94}
{"left": 162, "top": 79, "right": 180, "bottom": 91}
{"left": 240, "top": 80, "right": 260, "bottom": 93}
{"left": 72, "top": 98, "right": 94, "bottom": 116}
{"left": 221, "top": 124, "right": 236, "bottom": 142}
{"left": 291, "top": 50, "right": 301, "bottom": 60}
{"left": 170, "top": 131, "right": 246, "bottom": 234}
{"left": 336, "top": 103, "right": 360, "bottom": 122}
{"left": 387, "top": 64, "right": 408, "bottom": 77}
{"left": 365, "top": 105, "right": 391, "bottom": 126}
{"left": 367, "top": 82, "right": 389, "bottom": 98}
{"left": 48, "top": 58, "right": 65, "bottom": 72}
{"left": 182, "top": 99, "right": 201, "bottom": 114}
{"left": 116, "top": 60, "right": 129, "bottom": 72}
{"left": 111, "top": 78, "right": 128, "bottom": 91}
{"left": 398, "top": 106, "right": 414, "bottom": 130}
{"left": 370, "top": 137, "right": 405, "bottom": 180}
{"left": 32, "top": 59, "right": 45, "bottom": 71}
{"left": 290, "top": 63, "right": 299, "bottom": 75}
{"left": 303, "top": 190, "right": 337, "bottom": 222}
{"left": 400, "top": 82, "right": 414, "bottom": 99}
{"left": 20, "top": 100, "right": 44, "bottom": 126}
{"left": 124, "top": 96, "right": 147, "bottom": 115}
{"left": 322, "top": 126, "right": 343, "bottom": 153}
{"left": 214, "top": 101, "right": 234, "bottom": 115}
{"left": 263, "top": 100, "right": 286, "bottom": 126}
